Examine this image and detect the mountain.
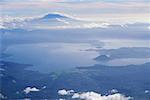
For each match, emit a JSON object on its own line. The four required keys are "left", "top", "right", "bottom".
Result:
{"left": 1, "top": 13, "right": 77, "bottom": 30}
{"left": 1, "top": 12, "right": 110, "bottom": 30}
{"left": 41, "top": 13, "right": 68, "bottom": 19}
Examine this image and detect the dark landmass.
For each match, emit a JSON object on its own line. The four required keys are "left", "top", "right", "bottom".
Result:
{"left": 0, "top": 61, "right": 150, "bottom": 99}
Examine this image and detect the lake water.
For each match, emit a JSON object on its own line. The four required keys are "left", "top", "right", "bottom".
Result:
{"left": 2, "top": 40, "right": 150, "bottom": 73}
{"left": 3, "top": 43, "right": 98, "bottom": 73}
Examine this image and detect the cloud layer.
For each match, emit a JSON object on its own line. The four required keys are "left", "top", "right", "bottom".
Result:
{"left": 1, "top": 0, "right": 149, "bottom": 25}
{"left": 72, "top": 92, "right": 131, "bottom": 100}
{"left": 58, "top": 89, "right": 131, "bottom": 100}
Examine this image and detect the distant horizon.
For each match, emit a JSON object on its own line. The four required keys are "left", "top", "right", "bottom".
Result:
{"left": 1, "top": 0, "right": 149, "bottom": 23}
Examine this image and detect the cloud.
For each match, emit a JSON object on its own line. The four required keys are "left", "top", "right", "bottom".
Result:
{"left": 58, "top": 89, "right": 74, "bottom": 95}
{"left": 59, "top": 98, "right": 65, "bottom": 100}
{"left": 110, "top": 89, "right": 118, "bottom": 94}
{"left": 58, "top": 89, "right": 131, "bottom": 100}
{"left": 82, "top": 23, "right": 109, "bottom": 28}
{"left": 1, "top": 0, "right": 149, "bottom": 25}
{"left": 72, "top": 92, "right": 131, "bottom": 100}
{"left": 42, "top": 86, "right": 47, "bottom": 89}
{"left": 1, "top": 12, "right": 111, "bottom": 29}
{"left": 144, "top": 90, "right": 150, "bottom": 94}
{"left": 23, "top": 87, "right": 40, "bottom": 94}
{"left": 0, "top": 93, "right": 7, "bottom": 99}
{"left": 56, "top": 18, "right": 70, "bottom": 25}
{"left": 40, "top": 23, "right": 109, "bottom": 29}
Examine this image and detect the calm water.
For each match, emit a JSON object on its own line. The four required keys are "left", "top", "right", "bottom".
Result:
{"left": 3, "top": 43, "right": 98, "bottom": 72}
{"left": 2, "top": 40, "right": 150, "bottom": 73}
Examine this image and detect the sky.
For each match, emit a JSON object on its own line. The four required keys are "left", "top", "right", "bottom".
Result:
{"left": 0, "top": 0, "right": 149, "bottom": 24}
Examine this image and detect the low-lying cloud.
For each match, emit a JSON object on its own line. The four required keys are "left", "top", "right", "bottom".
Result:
{"left": 23, "top": 87, "right": 40, "bottom": 94}
{"left": 58, "top": 89, "right": 75, "bottom": 96}
{"left": 58, "top": 89, "right": 131, "bottom": 100}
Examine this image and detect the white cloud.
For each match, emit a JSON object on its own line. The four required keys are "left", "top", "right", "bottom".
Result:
{"left": 0, "top": 93, "right": 7, "bottom": 99}
{"left": 72, "top": 92, "right": 131, "bottom": 100}
{"left": 58, "top": 89, "right": 131, "bottom": 100}
{"left": 23, "top": 87, "right": 40, "bottom": 94}
{"left": 1, "top": 0, "right": 149, "bottom": 26}
{"left": 1, "top": 12, "right": 110, "bottom": 29}
{"left": 33, "top": 24, "right": 110, "bottom": 30}
{"left": 82, "top": 23, "right": 109, "bottom": 28}
{"left": 110, "top": 89, "right": 118, "bottom": 94}
{"left": 0, "top": 15, "right": 30, "bottom": 29}
{"left": 42, "top": 86, "right": 47, "bottom": 89}
{"left": 1, "top": 12, "right": 148, "bottom": 30}
{"left": 144, "top": 90, "right": 150, "bottom": 94}
{"left": 59, "top": 98, "right": 66, "bottom": 100}
{"left": 58, "top": 89, "right": 74, "bottom": 96}
{"left": 56, "top": 18, "right": 70, "bottom": 25}
{"left": 0, "top": 93, "right": 4, "bottom": 99}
